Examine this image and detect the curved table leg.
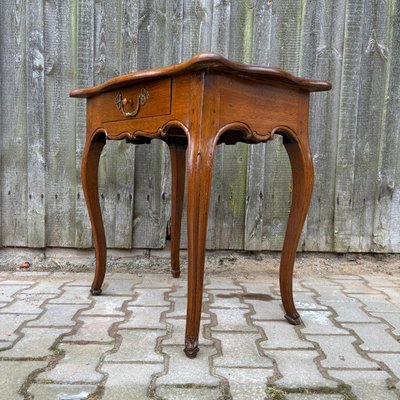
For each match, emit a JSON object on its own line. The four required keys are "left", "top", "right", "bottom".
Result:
{"left": 280, "top": 137, "right": 314, "bottom": 325}
{"left": 168, "top": 142, "right": 187, "bottom": 278}
{"left": 184, "top": 138, "right": 215, "bottom": 358}
{"left": 81, "top": 131, "right": 107, "bottom": 296}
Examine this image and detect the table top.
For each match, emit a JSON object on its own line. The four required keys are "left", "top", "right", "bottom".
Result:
{"left": 70, "top": 52, "right": 331, "bottom": 98}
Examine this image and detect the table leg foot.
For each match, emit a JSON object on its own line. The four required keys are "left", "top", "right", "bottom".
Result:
{"left": 90, "top": 288, "right": 102, "bottom": 296}
{"left": 285, "top": 313, "right": 302, "bottom": 325}
{"left": 184, "top": 338, "right": 199, "bottom": 358}
{"left": 171, "top": 270, "right": 181, "bottom": 278}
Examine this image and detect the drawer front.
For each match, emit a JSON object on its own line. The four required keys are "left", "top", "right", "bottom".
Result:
{"left": 100, "top": 78, "right": 171, "bottom": 123}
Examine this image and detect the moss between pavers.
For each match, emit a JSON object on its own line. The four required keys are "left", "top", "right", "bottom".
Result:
{"left": 266, "top": 383, "right": 358, "bottom": 400}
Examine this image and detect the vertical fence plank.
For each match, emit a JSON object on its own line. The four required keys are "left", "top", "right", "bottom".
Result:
{"left": 132, "top": 0, "right": 167, "bottom": 248}
{"left": 333, "top": 0, "right": 366, "bottom": 252}
{"left": 0, "top": 0, "right": 28, "bottom": 246}
{"left": 93, "top": 0, "right": 122, "bottom": 248}
{"left": 302, "top": 1, "right": 345, "bottom": 252}
{"left": 244, "top": 0, "right": 272, "bottom": 251}
{"left": 26, "top": 0, "right": 46, "bottom": 247}
{"left": 112, "top": 0, "right": 139, "bottom": 248}
{"left": 182, "top": 0, "right": 213, "bottom": 59}
{"left": 350, "top": 0, "right": 391, "bottom": 251}
{"left": 44, "top": 0, "right": 76, "bottom": 247}
{"left": 206, "top": 0, "right": 230, "bottom": 249}
{"left": 74, "top": 0, "right": 94, "bottom": 248}
{"left": 373, "top": 0, "right": 400, "bottom": 252}
{"left": 261, "top": 0, "right": 303, "bottom": 251}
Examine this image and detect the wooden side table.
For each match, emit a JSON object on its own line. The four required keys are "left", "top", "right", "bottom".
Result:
{"left": 70, "top": 53, "right": 331, "bottom": 358}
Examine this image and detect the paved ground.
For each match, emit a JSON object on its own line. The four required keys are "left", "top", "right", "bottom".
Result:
{"left": 0, "top": 270, "right": 399, "bottom": 400}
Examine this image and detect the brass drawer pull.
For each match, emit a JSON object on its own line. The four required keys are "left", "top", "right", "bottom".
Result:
{"left": 114, "top": 88, "right": 149, "bottom": 118}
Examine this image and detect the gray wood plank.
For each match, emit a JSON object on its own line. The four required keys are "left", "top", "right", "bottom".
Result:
{"left": 350, "top": 0, "right": 391, "bottom": 252}
{"left": 113, "top": 0, "right": 139, "bottom": 248}
{"left": 373, "top": 0, "right": 400, "bottom": 252}
{"left": 74, "top": 0, "right": 95, "bottom": 248}
{"left": 132, "top": 0, "right": 167, "bottom": 248}
{"left": 93, "top": 0, "right": 122, "bottom": 249}
{"left": 207, "top": 0, "right": 231, "bottom": 249}
{"left": 333, "top": 0, "right": 366, "bottom": 252}
{"left": 0, "top": 0, "right": 28, "bottom": 246}
{"left": 26, "top": 0, "right": 46, "bottom": 247}
{"left": 44, "top": 0, "right": 76, "bottom": 247}
{"left": 244, "top": 0, "right": 272, "bottom": 251}
{"left": 261, "top": 0, "right": 303, "bottom": 251}
{"left": 302, "top": 1, "right": 345, "bottom": 252}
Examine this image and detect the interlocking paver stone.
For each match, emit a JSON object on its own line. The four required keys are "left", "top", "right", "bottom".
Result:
{"left": 257, "top": 320, "right": 314, "bottom": 349}
{"left": 267, "top": 350, "right": 336, "bottom": 388}
{"left": 329, "top": 370, "right": 398, "bottom": 400}
{"left": 103, "top": 278, "right": 138, "bottom": 295}
{"left": 246, "top": 299, "right": 284, "bottom": 320}
{"left": 0, "top": 285, "right": 30, "bottom": 301}
{"left": 342, "top": 323, "right": 400, "bottom": 352}
{"left": 0, "top": 327, "right": 68, "bottom": 358}
{"left": 286, "top": 395, "right": 344, "bottom": 400}
{"left": 238, "top": 281, "right": 275, "bottom": 295}
{"left": 156, "top": 385, "right": 221, "bottom": 400}
{"left": 156, "top": 346, "right": 219, "bottom": 385}
{"left": 212, "top": 332, "right": 273, "bottom": 368}
{"left": 369, "top": 353, "right": 400, "bottom": 381}
{"left": 163, "top": 318, "right": 213, "bottom": 345}
{"left": 0, "top": 361, "right": 47, "bottom": 399}
{"left": 306, "top": 335, "right": 378, "bottom": 369}
{"left": 300, "top": 311, "right": 348, "bottom": 335}
{"left": 64, "top": 316, "right": 123, "bottom": 343}
{"left": 216, "top": 367, "right": 273, "bottom": 399}
{"left": 166, "top": 295, "right": 209, "bottom": 319}
{"left": 129, "top": 288, "right": 169, "bottom": 306}
{"left": 27, "top": 304, "right": 82, "bottom": 327}
{"left": 0, "top": 280, "right": 35, "bottom": 285}
{"left": 135, "top": 274, "right": 171, "bottom": 288}
{"left": 362, "top": 275, "right": 398, "bottom": 287}
{"left": 120, "top": 306, "right": 168, "bottom": 329}
{"left": 39, "top": 343, "right": 112, "bottom": 383}
{"left": 48, "top": 286, "right": 91, "bottom": 305}
{"left": 205, "top": 278, "right": 242, "bottom": 290}
{"left": 294, "top": 292, "right": 328, "bottom": 310}
{"left": 349, "top": 293, "right": 400, "bottom": 313}
{"left": 101, "top": 363, "right": 163, "bottom": 400}
{"left": 211, "top": 307, "right": 257, "bottom": 332}
{"left": 81, "top": 295, "right": 130, "bottom": 316}
{"left": 1, "top": 293, "right": 55, "bottom": 314}
{"left": 105, "top": 329, "right": 164, "bottom": 362}
{"left": 209, "top": 290, "right": 249, "bottom": 309}
{"left": 318, "top": 296, "right": 379, "bottom": 323}
{"left": 0, "top": 313, "right": 37, "bottom": 341}
{"left": 28, "top": 384, "right": 97, "bottom": 399}
{"left": 374, "top": 286, "right": 400, "bottom": 302}
{"left": 20, "top": 280, "right": 65, "bottom": 294}
{"left": 334, "top": 279, "right": 380, "bottom": 294}
{"left": 368, "top": 312, "right": 400, "bottom": 335}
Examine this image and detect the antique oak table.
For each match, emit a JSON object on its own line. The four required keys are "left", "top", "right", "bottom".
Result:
{"left": 70, "top": 53, "right": 331, "bottom": 358}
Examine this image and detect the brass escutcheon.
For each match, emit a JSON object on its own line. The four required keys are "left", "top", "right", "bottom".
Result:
{"left": 114, "top": 88, "right": 149, "bottom": 118}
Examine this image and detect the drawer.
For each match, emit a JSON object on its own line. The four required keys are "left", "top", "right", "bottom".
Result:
{"left": 100, "top": 78, "right": 171, "bottom": 123}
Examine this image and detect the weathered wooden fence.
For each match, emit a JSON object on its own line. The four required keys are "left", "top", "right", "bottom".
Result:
{"left": 0, "top": 0, "right": 399, "bottom": 252}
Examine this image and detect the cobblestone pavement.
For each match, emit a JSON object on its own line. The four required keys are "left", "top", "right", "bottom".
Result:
{"left": 0, "top": 271, "right": 399, "bottom": 400}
